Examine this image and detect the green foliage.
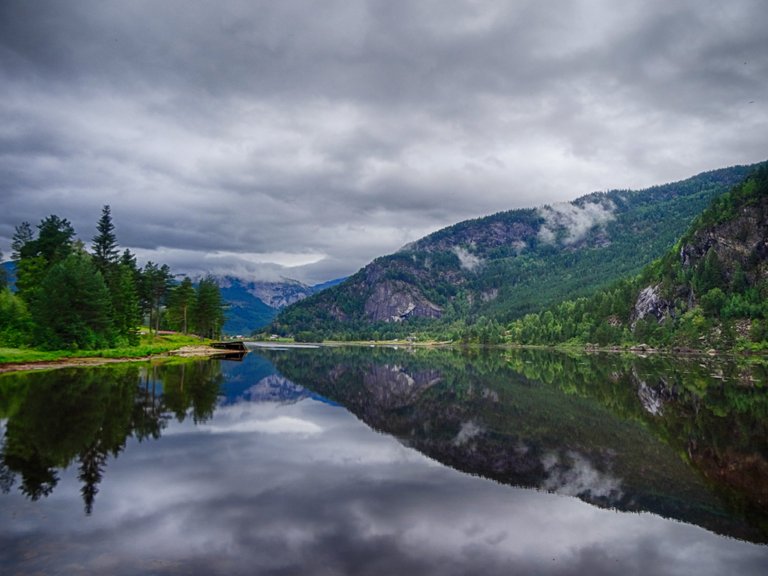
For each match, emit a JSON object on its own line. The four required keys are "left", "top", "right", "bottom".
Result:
{"left": 139, "top": 261, "right": 172, "bottom": 335}
{"left": 11, "top": 221, "right": 34, "bottom": 261}
{"left": 505, "top": 164, "right": 768, "bottom": 350}
{"left": 2, "top": 208, "right": 225, "bottom": 355}
{"left": 700, "top": 288, "right": 726, "bottom": 317}
{"left": 91, "top": 205, "right": 119, "bottom": 276}
{"left": 31, "top": 215, "right": 76, "bottom": 265}
{"left": 192, "top": 275, "right": 225, "bottom": 339}
{"left": 274, "top": 163, "right": 762, "bottom": 340}
{"left": 694, "top": 249, "right": 726, "bottom": 294}
{"left": 294, "top": 331, "right": 324, "bottom": 343}
{"left": 0, "top": 288, "right": 32, "bottom": 347}
{"left": 111, "top": 264, "right": 141, "bottom": 345}
{"left": 167, "top": 277, "right": 196, "bottom": 334}
{"left": 32, "top": 252, "right": 115, "bottom": 350}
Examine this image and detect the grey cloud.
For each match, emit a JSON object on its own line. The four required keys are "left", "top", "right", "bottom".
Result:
{"left": 1, "top": 0, "right": 767, "bottom": 281}
{"left": 538, "top": 199, "right": 615, "bottom": 245}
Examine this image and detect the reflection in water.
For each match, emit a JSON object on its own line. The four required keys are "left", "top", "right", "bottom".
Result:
{"left": 0, "top": 347, "right": 767, "bottom": 575}
{"left": 266, "top": 346, "right": 768, "bottom": 543}
{"left": 0, "top": 360, "right": 222, "bottom": 514}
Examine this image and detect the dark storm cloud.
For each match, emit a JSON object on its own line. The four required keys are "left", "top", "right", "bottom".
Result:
{"left": 1, "top": 0, "right": 767, "bottom": 282}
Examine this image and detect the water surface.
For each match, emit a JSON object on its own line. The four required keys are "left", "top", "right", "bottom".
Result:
{"left": 1, "top": 347, "right": 767, "bottom": 575}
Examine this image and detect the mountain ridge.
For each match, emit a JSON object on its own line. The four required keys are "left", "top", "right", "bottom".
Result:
{"left": 272, "top": 162, "right": 764, "bottom": 339}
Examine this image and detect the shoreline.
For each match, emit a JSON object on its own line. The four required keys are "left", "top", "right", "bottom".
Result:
{"left": 0, "top": 345, "right": 233, "bottom": 375}
{"left": 3, "top": 340, "right": 765, "bottom": 375}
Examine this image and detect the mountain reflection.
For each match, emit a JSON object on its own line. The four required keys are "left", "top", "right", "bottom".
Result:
{"left": 0, "top": 360, "right": 222, "bottom": 514}
{"left": 264, "top": 346, "right": 768, "bottom": 544}
{"left": 2, "top": 346, "right": 767, "bottom": 546}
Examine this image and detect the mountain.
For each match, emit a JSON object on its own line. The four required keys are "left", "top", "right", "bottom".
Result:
{"left": 1, "top": 261, "right": 16, "bottom": 290}
{"left": 508, "top": 163, "right": 768, "bottom": 349}
{"left": 218, "top": 276, "right": 346, "bottom": 335}
{"left": 272, "top": 162, "right": 763, "bottom": 338}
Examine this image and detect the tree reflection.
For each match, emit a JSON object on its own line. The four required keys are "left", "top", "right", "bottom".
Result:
{"left": 266, "top": 346, "right": 768, "bottom": 544}
{"left": 0, "top": 359, "right": 223, "bottom": 513}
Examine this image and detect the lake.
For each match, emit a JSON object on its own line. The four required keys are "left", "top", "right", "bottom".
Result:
{"left": 1, "top": 346, "right": 767, "bottom": 575}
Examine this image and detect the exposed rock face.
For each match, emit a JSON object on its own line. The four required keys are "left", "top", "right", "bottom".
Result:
{"left": 680, "top": 198, "right": 768, "bottom": 285}
{"left": 630, "top": 284, "right": 671, "bottom": 330}
{"left": 363, "top": 280, "right": 442, "bottom": 322}
{"left": 406, "top": 218, "right": 537, "bottom": 254}
{"left": 246, "top": 281, "right": 314, "bottom": 309}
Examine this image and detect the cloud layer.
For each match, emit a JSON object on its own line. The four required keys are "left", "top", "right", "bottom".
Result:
{"left": 1, "top": 1, "right": 767, "bottom": 282}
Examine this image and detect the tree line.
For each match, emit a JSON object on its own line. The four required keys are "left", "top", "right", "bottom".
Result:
{"left": 0, "top": 206, "right": 225, "bottom": 350}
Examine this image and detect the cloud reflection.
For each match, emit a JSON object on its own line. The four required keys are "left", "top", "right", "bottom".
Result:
{"left": 1, "top": 395, "right": 766, "bottom": 575}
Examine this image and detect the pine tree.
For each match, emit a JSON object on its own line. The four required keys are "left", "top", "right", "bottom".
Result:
{"left": 112, "top": 264, "right": 141, "bottom": 345}
{"left": 33, "top": 252, "right": 114, "bottom": 349}
{"left": 34, "top": 215, "right": 75, "bottom": 266}
{"left": 168, "top": 277, "right": 196, "bottom": 334}
{"left": 14, "top": 216, "right": 74, "bottom": 307}
{"left": 10, "top": 221, "right": 34, "bottom": 261}
{"left": 91, "top": 205, "right": 119, "bottom": 277}
{"left": 139, "top": 262, "right": 172, "bottom": 336}
{"left": 192, "top": 276, "right": 225, "bottom": 339}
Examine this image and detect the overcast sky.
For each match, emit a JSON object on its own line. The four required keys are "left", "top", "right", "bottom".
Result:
{"left": 1, "top": 0, "right": 767, "bottom": 284}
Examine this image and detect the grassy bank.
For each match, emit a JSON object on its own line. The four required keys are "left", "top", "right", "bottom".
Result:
{"left": 0, "top": 333, "right": 208, "bottom": 365}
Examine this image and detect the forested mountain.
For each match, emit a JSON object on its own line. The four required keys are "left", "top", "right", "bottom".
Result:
{"left": 509, "top": 164, "right": 768, "bottom": 349}
{"left": 272, "top": 162, "right": 763, "bottom": 339}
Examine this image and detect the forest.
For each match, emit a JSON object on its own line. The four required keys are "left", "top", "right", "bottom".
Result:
{"left": 506, "top": 165, "right": 768, "bottom": 350}
{"left": 0, "top": 206, "right": 225, "bottom": 351}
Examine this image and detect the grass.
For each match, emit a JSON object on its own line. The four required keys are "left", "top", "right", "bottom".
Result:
{"left": 0, "top": 333, "right": 208, "bottom": 365}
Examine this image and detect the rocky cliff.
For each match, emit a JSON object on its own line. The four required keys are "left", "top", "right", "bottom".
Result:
{"left": 630, "top": 165, "right": 768, "bottom": 335}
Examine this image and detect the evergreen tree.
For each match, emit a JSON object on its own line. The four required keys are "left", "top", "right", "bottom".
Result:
{"left": 112, "top": 264, "right": 141, "bottom": 345}
{"left": 33, "top": 215, "right": 75, "bottom": 266}
{"left": 33, "top": 252, "right": 114, "bottom": 349}
{"left": 10, "top": 221, "right": 34, "bottom": 261}
{"left": 14, "top": 216, "right": 75, "bottom": 307}
{"left": 167, "top": 277, "right": 196, "bottom": 334}
{"left": 695, "top": 248, "right": 726, "bottom": 294}
{"left": 139, "top": 262, "right": 172, "bottom": 336}
{"left": 91, "top": 205, "right": 119, "bottom": 277}
{"left": 192, "top": 276, "right": 225, "bottom": 339}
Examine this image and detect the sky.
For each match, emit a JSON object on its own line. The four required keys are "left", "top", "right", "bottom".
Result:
{"left": 1, "top": 0, "right": 767, "bottom": 284}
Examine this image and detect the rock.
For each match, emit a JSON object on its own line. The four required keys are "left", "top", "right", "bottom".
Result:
{"left": 364, "top": 280, "right": 442, "bottom": 322}
{"left": 630, "top": 284, "right": 671, "bottom": 330}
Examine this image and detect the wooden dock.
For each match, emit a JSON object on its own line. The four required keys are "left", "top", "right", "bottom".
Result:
{"left": 210, "top": 341, "right": 248, "bottom": 352}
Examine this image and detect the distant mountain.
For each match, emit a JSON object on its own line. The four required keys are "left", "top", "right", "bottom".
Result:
{"left": 1, "top": 261, "right": 16, "bottom": 290}
{"left": 273, "top": 162, "right": 764, "bottom": 338}
{"left": 218, "top": 276, "right": 346, "bottom": 335}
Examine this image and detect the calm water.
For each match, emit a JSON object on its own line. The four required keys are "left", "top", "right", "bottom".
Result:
{"left": 1, "top": 346, "right": 767, "bottom": 575}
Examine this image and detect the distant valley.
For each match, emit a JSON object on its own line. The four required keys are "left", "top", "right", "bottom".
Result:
{"left": 218, "top": 276, "right": 345, "bottom": 335}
